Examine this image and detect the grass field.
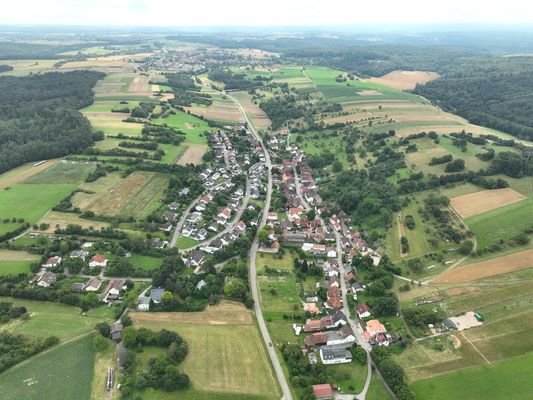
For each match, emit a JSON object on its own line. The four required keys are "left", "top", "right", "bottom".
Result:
{"left": 0, "top": 250, "right": 38, "bottom": 276}
{"left": 258, "top": 274, "right": 301, "bottom": 313}
{"left": 175, "top": 236, "right": 199, "bottom": 249}
{"left": 466, "top": 196, "right": 533, "bottom": 249}
{"left": 0, "top": 334, "right": 95, "bottom": 400}
{"left": 90, "top": 339, "right": 118, "bottom": 400}
{"left": 0, "top": 159, "right": 60, "bottom": 190}
{"left": 22, "top": 162, "right": 94, "bottom": 184}
{"left": 412, "top": 351, "right": 533, "bottom": 400}
{"left": 0, "top": 183, "right": 77, "bottom": 224}
{"left": 128, "top": 254, "right": 162, "bottom": 272}
{"left": 0, "top": 297, "right": 114, "bottom": 340}
{"left": 130, "top": 301, "right": 278, "bottom": 399}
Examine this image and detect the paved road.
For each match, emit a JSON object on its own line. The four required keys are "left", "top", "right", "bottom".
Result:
{"left": 208, "top": 86, "right": 292, "bottom": 400}
{"left": 293, "top": 166, "right": 311, "bottom": 212}
{"left": 170, "top": 194, "right": 203, "bottom": 248}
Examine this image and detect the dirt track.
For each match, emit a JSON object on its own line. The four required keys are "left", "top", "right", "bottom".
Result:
{"left": 451, "top": 188, "right": 526, "bottom": 218}
{"left": 433, "top": 249, "right": 533, "bottom": 283}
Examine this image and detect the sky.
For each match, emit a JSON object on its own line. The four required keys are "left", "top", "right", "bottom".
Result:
{"left": 3, "top": 0, "right": 533, "bottom": 27}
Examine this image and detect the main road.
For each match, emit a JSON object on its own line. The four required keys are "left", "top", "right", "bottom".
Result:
{"left": 203, "top": 85, "right": 292, "bottom": 400}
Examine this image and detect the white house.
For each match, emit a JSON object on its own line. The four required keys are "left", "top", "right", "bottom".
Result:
{"left": 89, "top": 254, "right": 107, "bottom": 268}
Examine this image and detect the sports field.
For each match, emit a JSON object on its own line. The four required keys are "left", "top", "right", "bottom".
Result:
{"left": 130, "top": 301, "right": 278, "bottom": 398}
{"left": 0, "top": 334, "right": 95, "bottom": 400}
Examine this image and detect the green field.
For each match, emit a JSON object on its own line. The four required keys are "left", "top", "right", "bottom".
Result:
{"left": 129, "top": 254, "right": 163, "bottom": 272}
{"left": 0, "top": 297, "right": 114, "bottom": 340}
{"left": 466, "top": 197, "right": 533, "bottom": 249}
{"left": 0, "top": 183, "right": 77, "bottom": 224}
{"left": 132, "top": 315, "right": 278, "bottom": 399}
{"left": 258, "top": 274, "right": 301, "bottom": 313}
{"left": 256, "top": 251, "right": 294, "bottom": 273}
{"left": 412, "top": 351, "right": 533, "bottom": 400}
{"left": 175, "top": 236, "right": 199, "bottom": 249}
{"left": 22, "top": 162, "right": 94, "bottom": 184}
{"left": 153, "top": 110, "right": 212, "bottom": 141}
{"left": 0, "top": 334, "right": 95, "bottom": 400}
{"left": 0, "top": 260, "right": 33, "bottom": 276}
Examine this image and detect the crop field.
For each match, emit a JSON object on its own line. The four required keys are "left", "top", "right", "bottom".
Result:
{"left": 130, "top": 302, "right": 278, "bottom": 398}
{"left": 231, "top": 91, "right": 271, "bottom": 129}
{"left": 186, "top": 93, "right": 244, "bottom": 124}
{"left": 0, "top": 297, "right": 114, "bottom": 340}
{"left": 451, "top": 188, "right": 526, "bottom": 218}
{"left": 433, "top": 249, "right": 533, "bottom": 283}
{"left": 368, "top": 70, "right": 440, "bottom": 90}
{"left": 0, "top": 334, "right": 95, "bottom": 400}
{"left": 0, "top": 183, "right": 78, "bottom": 224}
{"left": 177, "top": 144, "right": 208, "bottom": 165}
{"left": 465, "top": 197, "right": 533, "bottom": 249}
{"left": 37, "top": 210, "right": 110, "bottom": 232}
{"left": 72, "top": 171, "right": 168, "bottom": 218}
{"left": 411, "top": 351, "right": 533, "bottom": 400}
{"left": 0, "top": 250, "right": 39, "bottom": 276}
{"left": 0, "top": 159, "right": 60, "bottom": 190}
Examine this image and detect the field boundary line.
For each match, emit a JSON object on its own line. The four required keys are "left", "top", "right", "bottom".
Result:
{"left": 460, "top": 333, "right": 492, "bottom": 365}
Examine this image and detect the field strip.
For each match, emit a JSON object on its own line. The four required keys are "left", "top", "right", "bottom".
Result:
{"left": 451, "top": 188, "right": 527, "bottom": 218}
{"left": 433, "top": 249, "right": 533, "bottom": 284}
{"left": 0, "top": 159, "right": 60, "bottom": 190}
{"left": 460, "top": 333, "right": 492, "bottom": 365}
{"left": 177, "top": 144, "right": 207, "bottom": 165}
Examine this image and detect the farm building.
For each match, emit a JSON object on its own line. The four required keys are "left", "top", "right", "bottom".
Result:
{"left": 110, "top": 322, "right": 124, "bottom": 342}
{"left": 312, "top": 383, "right": 334, "bottom": 399}
{"left": 319, "top": 346, "right": 353, "bottom": 365}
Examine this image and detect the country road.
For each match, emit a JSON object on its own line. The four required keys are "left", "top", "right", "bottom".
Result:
{"left": 205, "top": 85, "right": 293, "bottom": 400}
{"left": 170, "top": 193, "right": 203, "bottom": 248}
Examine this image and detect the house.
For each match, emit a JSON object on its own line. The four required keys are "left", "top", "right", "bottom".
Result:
{"left": 195, "top": 228, "right": 208, "bottom": 241}
{"left": 110, "top": 322, "right": 123, "bottom": 342}
{"left": 103, "top": 280, "right": 125, "bottom": 302}
{"left": 69, "top": 250, "right": 88, "bottom": 260}
{"left": 351, "top": 282, "right": 364, "bottom": 293}
{"left": 84, "top": 278, "right": 102, "bottom": 292}
{"left": 81, "top": 242, "right": 94, "bottom": 249}
{"left": 164, "top": 211, "right": 178, "bottom": 222}
{"left": 234, "top": 220, "right": 246, "bottom": 233}
{"left": 320, "top": 346, "right": 353, "bottom": 365}
{"left": 71, "top": 282, "right": 85, "bottom": 292}
{"left": 304, "top": 332, "right": 328, "bottom": 347}
{"left": 364, "top": 319, "right": 387, "bottom": 342}
{"left": 312, "top": 384, "right": 334, "bottom": 400}
{"left": 331, "top": 310, "right": 348, "bottom": 327}
{"left": 150, "top": 288, "right": 165, "bottom": 304}
{"left": 217, "top": 207, "right": 232, "bottom": 221}
{"left": 168, "top": 202, "right": 180, "bottom": 211}
{"left": 188, "top": 250, "right": 205, "bottom": 268}
{"left": 287, "top": 206, "right": 304, "bottom": 222}
{"left": 42, "top": 256, "right": 61, "bottom": 268}
{"left": 303, "top": 303, "right": 320, "bottom": 314}
{"left": 89, "top": 254, "right": 107, "bottom": 268}
{"left": 36, "top": 271, "right": 56, "bottom": 287}
{"left": 283, "top": 230, "right": 307, "bottom": 245}
{"left": 267, "top": 212, "right": 278, "bottom": 222}
{"left": 357, "top": 303, "right": 372, "bottom": 319}
{"left": 137, "top": 296, "right": 150, "bottom": 311}
{"left": 327, "top": 249, "right": 337, "bottom": 258}
{"left": 326, "top": 325, "right": 356, "bottom": 346}
{"left": 304, "top": 319, "right": 322, "bottom": 333}
{"left": 159, "top": 221, "right": 173, "bottom": 232}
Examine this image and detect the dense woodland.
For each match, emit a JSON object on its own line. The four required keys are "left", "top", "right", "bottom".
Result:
{"left": 0, "top": 70, "right": 103, "bottom": 174}
{"left": 0, "top": 64, "right": 13, "bottom": 73}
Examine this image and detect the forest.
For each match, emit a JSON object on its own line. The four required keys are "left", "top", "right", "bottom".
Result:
{"left": 0, "top": 70, "right": 103, "bottom": 174}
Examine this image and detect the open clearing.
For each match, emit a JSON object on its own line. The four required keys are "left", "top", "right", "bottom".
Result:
{"left": 451, "top": 189, "right": 526, "bottom": 218}
{"left": 368, "top": 70, "right": 440, "bottom": 90}
{"left": 0, "top": 334, "right": 95, "bottom": 400}
{"left": 0, "top": 159, "right": 60, "bottom": 190}
{"left": 131, "top": 301, "right": 278, "bottom": 398}
{"left": 177, "top": 144, "right": 208, "bottom": 165}
{"left": 434, "top": 249, "right": 533, "bottom": 283}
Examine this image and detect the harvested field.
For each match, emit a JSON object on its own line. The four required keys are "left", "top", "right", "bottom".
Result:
{"left": 177, "top": 144, "right": 208, "bottom": 165}
{"left": 186, "top": 102, "right": 244, "bottom": 124}
{"left": 130, "top": 300, "right": 253, "bottom": 325}
{"left": 434, "top": 249, "right": 533, "bottom": 283}
{"left": 128, "top": 75, "right": 150, "bottom": 93}
{"left": 368, "top": 70, "right": 440, "bottom": 90}
{"left": 0, "top": 159, "right": 59, "bottom": 190}
{"left": 451, "top": 188, "right": 526, "bottom": 218}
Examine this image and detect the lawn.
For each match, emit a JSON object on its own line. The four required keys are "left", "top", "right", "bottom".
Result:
{"left": 175, "top": 236, "right": 199, "bottom": 249}
{"left": 128, "top": 254, "right": 163, "bottom": 272}
{"left": 0, "top": 334, "right": 95, "bottom": 400}
{"left": 0, "top": 183, "right": 78, "bottom": 224}
{"left": 256, "top": 251, "right": 294, "bottom": 273}
{"left": 0, "top": 297, "right": 115, "bottom": 340}
{"left": 131, "top": 305, "right": 279, "bottom": 399}
{"left": 466, "top": 196, "right": 533, "bottom": 249}
{"left": 412, "top": 351, "right": 533, "bottom": 400}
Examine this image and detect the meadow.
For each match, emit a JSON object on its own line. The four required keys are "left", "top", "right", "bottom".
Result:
{"left": 0, "top": 334, "right": 95, "bottom": 400}
{"left": 128, "top": 254, "right": 163, "bottom": 272}
{"left": 0, "top": 250, "right": 39, "bottom": 276}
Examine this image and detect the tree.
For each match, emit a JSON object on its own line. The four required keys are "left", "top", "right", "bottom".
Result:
{"left": 332, "top": 160, "right": 343, "bottom": 172}
{"left": 373, "top": 295, "right": 399, "bottom": 316}
{"left": 96, "top": 322, "right": 110, "bottom": 338}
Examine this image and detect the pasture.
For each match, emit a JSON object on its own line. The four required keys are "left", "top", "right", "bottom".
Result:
{"left": 37, "top": 211, "right": 110, "bottom": 233}
{"left": 0, "top": 297, "right": 114, "bottom": 340}
{"left": 130, "top": 301, "right": 278, "bottom": 398}
{"left": 451, "top": 188, "right": 526, "bottom": 218}
{"left": 0, "top": 334, "right": 95, "bottom": 400}
{"left": 411, "top": 351, "right": 533, "bottom": 400}
{"left": 0, "top": 159, "right": 60, "bottom": 190}
{"left": 23, "top": 161, "right": 94, "bottom": 184}
{"left": 72, "top": 171, "right": 168, "bottom": 218}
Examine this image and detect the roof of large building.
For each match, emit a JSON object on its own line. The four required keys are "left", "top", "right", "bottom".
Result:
{"left": 312, "top": 383, "right": 334, "bottom": 399}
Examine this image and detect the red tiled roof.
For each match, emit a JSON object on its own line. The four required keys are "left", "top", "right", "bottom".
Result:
{"left": 312, "top": 384, "right": 333, "bottom": 398}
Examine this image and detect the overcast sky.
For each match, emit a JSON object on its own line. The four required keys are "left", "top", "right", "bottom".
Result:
{"left": 3, "top": 0, "right": 533, "bottom": 27}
